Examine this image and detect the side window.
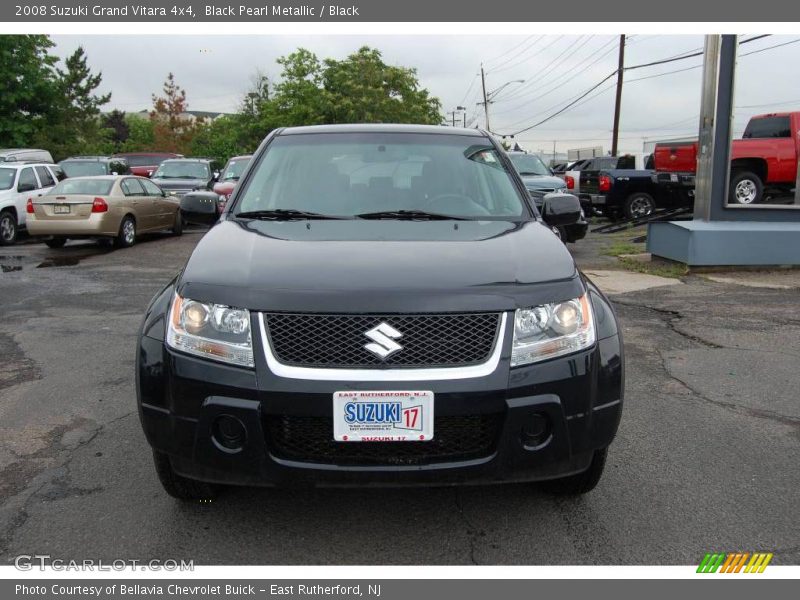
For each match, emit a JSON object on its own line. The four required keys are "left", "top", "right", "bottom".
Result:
{"left": 120, "top": 178, "right": 146, "bottom": 196}
{"left": 35, "top": 166, "right": 55, "bottom": 187}
{"left": 18, "top": 167, "right": 38, "bottom": 191}
{"left": 51, "top": 166, "right": 67, "bottom": 182}
{"left": 743, "top": 116, "right": 791, "bottom": 139}
{"left": 141, "top": 179, "right": 163, "bottom": 196}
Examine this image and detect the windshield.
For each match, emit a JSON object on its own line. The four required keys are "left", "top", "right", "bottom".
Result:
{"left": 221, "top": 157, "right": 251, "bottom": 181}
{"left": 49, "top": 178, "right": 115, "bottom": 196}
{"left": 116, "top": 155, "right": 169, "bottom": 168}
{"left": 0, "top": 168, "right": 15, "bottom": 190}
{"left": 60, "top": 161, "right": 109, "bottom": 177}
{"left": 234, "top": 133, "right": 527, "bottom": 219}
{"left": 154, "top": 161, "right": 209, "bottom": 179}
{"left": 508, "top": 153, "right": 551, "bottom": 176}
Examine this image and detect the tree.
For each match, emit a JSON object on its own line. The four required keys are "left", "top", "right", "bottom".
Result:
{"left": 0, "top": 35, "right": 59, "bottom": 146}
{"left": 119, "top": 115, "right": 156, "bottom": 152}
{"left": 321, "top": 47, "right": 442, "bottom": 124}
{"left": 33, "top": 46, "right": 113, "bottom": 159}
{"left": 102, "top": 109, "right": 130, "bottom": 147}
{"left": 150, "top": 73, "right": 203, "bottom": 154}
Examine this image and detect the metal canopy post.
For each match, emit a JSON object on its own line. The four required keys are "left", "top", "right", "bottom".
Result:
{"left": 693, "top": 35, "right": 737, "bottom": 221}
{"left": 647, "top": 34, "right": 800, "bottom": 266}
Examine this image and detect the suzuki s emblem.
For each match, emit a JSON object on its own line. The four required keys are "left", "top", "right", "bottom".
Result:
{"left": 364, "top": 322, "right": 403, "bottom": 359}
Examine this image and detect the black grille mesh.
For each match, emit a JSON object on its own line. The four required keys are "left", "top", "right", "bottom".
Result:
{"left": 264, "top": 313, "right": 500, "bottom": 368}
{"left": 266, "top": 414, "right": 503, "bottom": 466}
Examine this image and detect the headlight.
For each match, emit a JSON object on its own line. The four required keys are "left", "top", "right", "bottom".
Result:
{"left": 511, "top": 293, "right": 595, "bottom": 367}
{"left": 166, "top": 294, "right": 254, "bottom": 367}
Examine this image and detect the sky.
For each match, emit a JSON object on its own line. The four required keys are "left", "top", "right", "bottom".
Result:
{"left": 50, "top": 34, "right": 800, "bottom": 157}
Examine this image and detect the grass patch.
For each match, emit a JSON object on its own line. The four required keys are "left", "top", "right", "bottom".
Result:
{"left": 617, "top": 256, "right": 688, "bottom": 279}
{"left": 604, "top": 241, "right": 643, "bottom": 257}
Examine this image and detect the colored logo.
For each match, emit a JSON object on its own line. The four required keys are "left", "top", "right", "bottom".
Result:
{"left": 697, "top": 552, "right": 773, "bottom": 573}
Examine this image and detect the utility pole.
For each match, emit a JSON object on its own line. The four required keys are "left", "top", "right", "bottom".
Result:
{"left": 611, "top": 34, "right": 626, "bottom": 156}
{"left": 480, "top": 64, "right": 490, "bottom": 132}
{"left": 552, "top": 140, "right": 556, "bottom": 165}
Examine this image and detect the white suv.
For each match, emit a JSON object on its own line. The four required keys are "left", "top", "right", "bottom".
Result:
{"left": 0, "top": 163, "right": 63, "bottom": 245}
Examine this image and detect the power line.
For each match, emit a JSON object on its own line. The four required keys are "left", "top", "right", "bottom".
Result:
{"left": 487, "top": 36, "right": 546, "bottom": 73}
{"left": 483, "top": 35, "right": 538, "bottom": 67}
{"left": 498, "top": 34, "right": 780, "bottom": 136}
{"left": 488, "top": 35, "right": 562, "bottom": 75}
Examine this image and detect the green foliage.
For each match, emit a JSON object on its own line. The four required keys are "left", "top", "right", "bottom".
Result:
{"left": 0, "top": 35, "right": 59, "bottom": 145}
{"left": 0, "top": 36, "right": 443, "bottom": 167}
{"left": 119, "top": 115, "right": 156, "bottom": 152}
{"left": 33, "top": 46, "right": 113, "bottom": 159}
{"left": 192, "top": 46, "right": 443, "bottom": 164}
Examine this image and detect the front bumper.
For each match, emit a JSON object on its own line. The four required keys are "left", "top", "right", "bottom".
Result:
{"left": 137, "top": 303, "right": 623, "bottom": 488}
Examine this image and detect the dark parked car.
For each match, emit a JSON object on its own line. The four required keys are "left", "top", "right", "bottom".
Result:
{"left": 59, "top": 156, "right": 131, "bottom": 178}
{"left": 137, "top": 124, "right": 624, "bottom": 500}
{"left": 506, "top": 151, "right": 588, "bottom": 243}
{"left": 212, "top": 154, "right": 252, "bottom": 211}
{"left": 150, "top": 158, "right": 220, "bottom": 198}
{"left": 112, "top": 152, "right": 182, "bottom": 177}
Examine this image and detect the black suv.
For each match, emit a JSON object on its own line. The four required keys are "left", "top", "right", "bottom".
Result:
{"left": 59, "top": 156, "right": 131, "bottom": 178}
{"left": 137, "top": 124, "right": 624, "bottom": 500}
{"left": 150, "top": 158, "right": 220, "bottom": 198}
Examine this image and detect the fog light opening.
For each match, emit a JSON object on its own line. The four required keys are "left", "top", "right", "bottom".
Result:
{"left": 521, "top": 413, "right": 551, "bottom": 450}
{"left": 212, "top": 414, "right": 247, "bottom": 453}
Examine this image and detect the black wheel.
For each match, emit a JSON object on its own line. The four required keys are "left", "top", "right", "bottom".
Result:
{"left": 542, "top": 448, "right": 608, "bottom": 495}
{"left": 44, "top": 238, "right": 67, "bottom": 249}
{"left": 730, "top": 170, "right": 763, "bottom": 205}
{"left": 172, "top": 210, "right": 183, "bottom": 236}
{"left": 0, "top": 210, "right": 18, "bottom": 246}
{"left": 115, "top": 215, "right": 136, "bottom": 248}
{"left": 624, "top": 193, "right": 656, "bottom": 220}
{"left": 152, "top": 451, "right": 218, "bottom": 501}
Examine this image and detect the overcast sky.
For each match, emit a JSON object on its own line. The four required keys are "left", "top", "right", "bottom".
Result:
{"left": 50, "top": 34, "right": 800, "bottom": 156}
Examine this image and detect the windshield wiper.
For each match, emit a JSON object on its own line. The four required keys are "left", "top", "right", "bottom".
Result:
{"left": 356, "top": 209, "right": 467, "bottom": 221}
{"left": 235, "top": 209, "right": 348, "bottom": 220}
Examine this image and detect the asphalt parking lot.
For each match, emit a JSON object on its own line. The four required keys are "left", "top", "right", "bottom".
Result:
{"left": 1, "top": 229, "right": 799, "bottom": 565}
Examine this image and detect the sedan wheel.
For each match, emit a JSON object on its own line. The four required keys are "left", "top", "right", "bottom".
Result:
{"left": 115, "top": 216, "right": 137, "bottom": 248}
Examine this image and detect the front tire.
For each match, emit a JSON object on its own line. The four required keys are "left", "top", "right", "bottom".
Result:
{"left": 115, "top": 215, "right": 136, "bottom": 248}
{"left": 624, "top": 193, "right": 655, "bottom": 220}
{"left": 542, "top": 448, "right": 608, "bottom": 495}
{"left": 730, "top": 170, "right": 763, "bottom": 205}
{"left": 0, "top": 210, "right": 18, "bottom": 246}
{"left": 172, "top": 210, "right": 183, "bottom": 236}
{"left": 152, "top": 451, "right": 218, "bottom": 501}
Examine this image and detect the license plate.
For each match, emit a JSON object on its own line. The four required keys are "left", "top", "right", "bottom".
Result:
{"left": 333, "top": 391, "right": 434, "bottom": 442}
{"left": 53, "top": 204, "right": 70, "bottom": 214}
{"left": 670, "top": 173, "right": 679, "bottom": 183}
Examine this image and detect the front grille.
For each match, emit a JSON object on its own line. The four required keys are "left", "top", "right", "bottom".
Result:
{"left": 266, "top": 414, "right": 503, "bottom": 466}
{"left": 528, "top": 188, "right": 557, "bottom": 200}
{"left": 263, "top": 313, "right": 501, "bottom": 369}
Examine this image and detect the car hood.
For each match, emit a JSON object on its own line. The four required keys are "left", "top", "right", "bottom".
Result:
{"left": 178, "top": 219, "right": 583, "bottom": 313}
{"left": 519, "top": 174, "right": 567, "bottom": 191}
{"left": 151, "top": 177, "right": 206, "bottom": 191}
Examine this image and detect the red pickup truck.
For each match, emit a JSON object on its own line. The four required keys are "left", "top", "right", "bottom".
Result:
{"left": 653, "top": 112, "right": 800, "bottom": 204}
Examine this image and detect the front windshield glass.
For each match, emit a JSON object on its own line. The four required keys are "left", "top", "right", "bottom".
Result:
{"left": 154, "top": 161, "right": 209, "bottom": 179}
{"left": 508, "top": 153, "right": 550, "bottom": 176}
{"left": 234, "top": 133, "right": 527, "bottom": 219}
{"left": 221, "top": 158, "right": 251, "bottom": 181}
{"left": 60, "top": 161, "right": 109, "bottom": 177}
{"left": 118, "top": 155, "right": 168, "bottom": 168}
{"left": 0, "top": 168, "right": 15, "bottom": 190}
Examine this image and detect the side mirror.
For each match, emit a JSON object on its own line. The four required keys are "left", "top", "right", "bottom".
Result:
{"left": 541, "top": 192, "right": 582, "bottom": 227}
{"left": 180, "top": 191, "right": 219, "bottom": 226}
{"left": 17, "top": 182, "right": 35, "bottom": 193}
